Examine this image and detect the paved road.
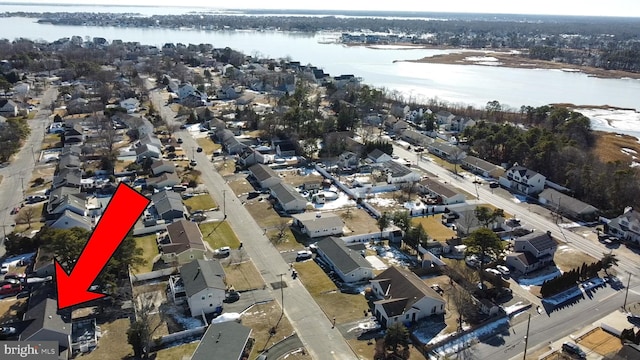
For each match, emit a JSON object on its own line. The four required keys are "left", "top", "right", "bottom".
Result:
{"left": 148, "top": 84, "right": 359, "bottom": 360}
{"left": 0, "top": 86, "right": 58, "bottom": 258}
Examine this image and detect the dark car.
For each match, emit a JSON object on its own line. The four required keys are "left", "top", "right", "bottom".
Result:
{"left": 0, "top": 326, "right": 17, "bottom": 339}
{"left": 177, "top": 138, "right": 183, "bottom": 144}
{"left": 562, "top": 342, "right": 586, "bottom": 359}
{"left": 3, "top": 273, "right": 25, "bottom": 281}
{"left": 223, "top": 291, "right": 240, "bottom": 303}
{"left": 0, "top": 278, "right": 21, "bottom": 286}
{"left": 489, "top": 181, "right": 499, "bottom": 188}
{"left": 196, "top": 147, "right": 203, "bottom": 153}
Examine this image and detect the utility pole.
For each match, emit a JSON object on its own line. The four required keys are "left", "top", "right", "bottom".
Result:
{"left": 222, "top": 190, "right": 227, "bottom": 219}
{"left": 523, "top": 313, "right": 531, "bottom": 360}
{"left": 623, "top": 272, "right": 632, "bottom": 310}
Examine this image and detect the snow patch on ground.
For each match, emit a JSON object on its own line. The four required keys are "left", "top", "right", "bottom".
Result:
{"left": 517, "top": 268, "right": 562, "bottom": 286}
{"left": 576, "top": 108, "right": 640, "bottom": 140}
{"left": 365, "top": 255, "right": 388, "bottom": 270}
{"left": 366, "top": 196, "right": 397, "bottom": 208}
{"left": 165, "top": 307, "right": 204, "bottom": 330}
{"left": 622, "top": 147, "right": 638, "bottom": 155}
{"left": 541, "top": 278, "right": 605, "bottom": 306}
{"left": 211, "top": 312, "right": 241, "bottom": 324}
{"left": 503, "top": 302, "right": 529, "bottom": 315}
{"left": 312, "top": 191, "right": 356, "bottom": 210}
{"left": 430, "top": 317, "right": 510, "bottom": 357}
{"left": 465, "top": 56, "right": 499, "bottom": 62}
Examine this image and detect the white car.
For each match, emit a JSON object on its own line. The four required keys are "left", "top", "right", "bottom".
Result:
{"left": 496, "top": 265, "right": 510, "bottom": 276}
{"left": 296, "top": 250, "right": 313, "bottom": 261}
{"left": 485, "top": 268, "right": 502, "bottom": 276}
{"left": 0, "top": 264, "right": 9, "bottom": 274}
{"left": 215, "top": 247, "right": 230, "bottom": 257}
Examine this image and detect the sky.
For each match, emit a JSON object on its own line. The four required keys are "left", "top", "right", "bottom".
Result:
{"left": 4, "top": 0, "right": 640, "bottom": 17}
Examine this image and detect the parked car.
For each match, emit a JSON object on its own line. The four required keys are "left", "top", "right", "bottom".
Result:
{"left": 496, "top": 265, "right": 510, "bottom": 277}
{"left": 430, "top": 284, "right": 444, "bottom": 295}
{"left": 223, "top": 291, "right": 240, "bottom": 303}
{"left": 0, "top": 283, "right": 22, "bottom": 295}
{"left": 196, "top": 147, "right": 203, "bottom": 153}
{"left": 215, "top": 247, "right": 230, "bottom": 257}
{"left": 189, "top": 160, "right": 197, "bottom": 167}
{"left": 10, "top": 207, "right": 20, "bottom": 215}
{"left": 3, "top": 273, "right": 25, "bottom": 281}
{"left": 489, "top": 181, "right": 499, "bottom": 188}
{"left": 0, "top": 326, "right": 16, "bottom": 339}
{"left": 562, "top": 342, "right": 586, "bottom": 359}
{"left": 0, "top": 264, "right": 9, "bottom": 274}
{"left": 485, "top": 268, "right": 502, "bottom": 277}
{"left": 177, "top": 138, "right": 183, "bottom": 144}
{"left": 296, "top": 250, "right": 313, "bottom": 261}
{"left": 0, "top": 278, "right": 21, "bottom": 286}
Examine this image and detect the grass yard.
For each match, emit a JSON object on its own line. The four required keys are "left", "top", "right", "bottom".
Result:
{"left": 294, "top": 261, "right": 369, "bottom": 324}
{"left": 154, "top": 342, "right": 198, "bottom": 360}
{"left": 242, "top": 302, "right": 295, "bottom": 359}
{"left": 215, "top": 159, "right": 236, "bottom": 176}
{"left": 337, "top": 208, "right": 379, "bottom": 235}
{"left": 81, "top": 319, "right": 133, "bottom": 360}
{"left": 576, "top": 327, "right": 623, "bottom": 355}
{"left": 183, "top": 194, "right": 217, "bottom": 211}
{"left": 267, "top": 228, "right": 304, "bottom": 252}
{"left": 347, "top": 339, "right": 427, "bottom": 360}
{"left": 133, "top": 234, "right": 159, "bottom": 274}
{"left": 42, "top": 133, "right": 62, "bottom": 149}
{"left": 227, "top": 176, "right": 255, "bottom": 196}
{"left": 245, "top": 200, "right": 286, "bottom": 229}
{"left": 200, "top": 221, "right": 241, "bottom": 249}
{"left": 412, "top": 216, "right": 457, "bottom": 241}
{"left": 195, "top": 137, "right": 221, "bottom": 155}
{"left": 554, "top": 245, "right": 598, "bottom": 272}
{"left": 115, "top": 159, "right": 133, "bottom": 173}
{"left": 278, "top": 169, "right": 324, "bottom": 187}
{"left": 223, "top": 261, "right": 265, "bottom": 291}
{"left": 13, "top": 203, "right": 45, "bottom": 234}
{"left": 427, "top": 154, "right": 457, "bottom": 172}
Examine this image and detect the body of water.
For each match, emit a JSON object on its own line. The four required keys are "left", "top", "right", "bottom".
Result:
{"left": 1, "top": 9, "right": 640, "bottom": 136}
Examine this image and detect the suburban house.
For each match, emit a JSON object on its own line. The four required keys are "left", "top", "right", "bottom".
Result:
{"left": 160, "top": 220, "right": 208, "bottom": 264}
{"left": 63, "top": 124, "right": 84, "bottom": 147}
{"left": 119, "top": 97, "right": 140, "bottom": 113}
{"left": 445, "top": 208, "right": 504, "bottom": 236}
{"left": 151, "top": 190, "right": 185, "bottom": 222}
{"left": 606, "top": 207, "right": 640, "bottom": 244}
{"left": 291, "top": 212, "right": 345, "bottom": 238}
{"left": 381, "top": 160, "right": 421, "bottom": 184}
{"left": 249, "top": 163, "right": 281, "bottom": 189}
{"left": 338, "top": 151, "right": 359, "bottom": 169}
{"left": 58, "top": 154, "right": 82, "bottom": 171}
{"left": 418, "top": 178, "right": 466, "bottom": 205}
{"left": 499, "top": 164, "right": 546, "bottom": 196}
{"left": 137, "top": 133, "right": 163, "bottom": 149}
{"left": 461, "top": 156, "right": 505, "bottom": 179}
{"left": 237, "top": 147, "right": 266, "bottom": 167}
{"left": 538, "top": 188, "right": 599, "bottom": 222}
{"left": 146, "top": 172, "right": 181, "bottom": 189}
{"left": 273, "top": 138, "right": 297, "bottom": 157}
{"left": 427, "top": 141, "right": 459, "bottom": 159}
{"left": 216, "top": 129, "right": 248, "bottom": 155}
{"left": 400, "top": 129, "right": 434, "bottom": 148}
{"left": 48, "top": 209, "right": 92, "bottom": 231}
{"left": 150, "top": 159, "right": 176, "bottom": 176}
{"left": 367, "top": 149, "right": 393, "bottom": 164}
{"left": 179, "top": 259, "right": 227, "bottom": 317}
{"left": 316, "top": 237, "right": 373, "bottom": 283}
{"left": 191, "top": 321, "right": 252, "bottom": 360}
{"left": 20, "top": 297, "right": 72, "bottom": 358}
{"left": 506, "top": 230, "right": 558, "bottom": 274}
{"left": 47, "top": 187, "right": 81, "bottom": 215}
{"left": 269, "top": 182, "right": 308, "bottom": 213}
{"left": 47, "top": 194, "right": 87, "bottom": 217}
{"left": 369, "top": 266, "right": 446, "bottom": 327}
{"left": 0, "top": 99, "right": 19, "bottom": 117}
{"left": 52, "top": 168, "right": 83, "bottom": 189}
{"left": 135, "top": 143, "right": 162, "bottom": 163}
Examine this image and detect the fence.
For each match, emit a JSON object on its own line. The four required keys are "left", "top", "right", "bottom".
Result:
{"left": 133, "top": 224, "right": 167, "bottom": 236}
{"left": 154, "top": 326, "right": 207, "bottom": 349}
{"left": 341, "top": 227, "right": 402, "bottom": 244}
{"left": 314, "top": 164, "right": 382, "bottom": 218}
{"left": 130, "top": 267, "right": 178, "bottom": 284}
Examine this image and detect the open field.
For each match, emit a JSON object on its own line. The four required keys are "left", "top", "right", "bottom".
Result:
{"left": 593, "top": 132, "right": 640, "bottom": 164}
{"left": 227, "top": 176, "right": 255, "bottom": 195}
{"left": 195, "top": 137, "right": 221, "bottom": 155}
{"left": 200, "top": 221, "right": 241, "bottom": 249}
{"left": 80, "top": 319, "right": 133, "bottom": 360}
{"left": 154, "top": 342, "right": 198, "bottom": 360}
{"left": 294, "top": 261, "right": 369, "bottom": 324}
{"left": 223, "top": 260, "right": 265, "bottom": 291}
{"left": 412, "top": 216, "right": 457, "bottom": 241}
{"left": 133, "top": 234, "right": 159, "bottom": 274}
{"left": 183, "top": 194, "right": 217, "bottom": 211}
{"left": 337, "top": 207, "right": 380, "bottom": 235}
{"left": 554, "top": 245, "right": 598, "bottom": 272}
{"left": 576, "top": 327, "right": 623, "bottom": 356}
{"left": 242, "top": 302, "right": 296, "bottom": 359}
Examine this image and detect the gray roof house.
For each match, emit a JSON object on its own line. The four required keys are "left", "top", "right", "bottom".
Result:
{"left": 316, "top": 237, "right": 373, "bottom": 283}
{"left": 191, "top": 321, "right": 252, "bottom": 360}
{"left": 418, "top": 178, "right": 466, "bottom": 205}
{"left": 151, "top": 190, "right": 185, "bottom": 221}
{"left": 146, "top": 172, "right": 181, "bottom": 189}
{"left": 47, "top": 187, "right": 81, "bottom": 214}
{"left": 538, "top": 188, "right": 599, "bottom": 221}
{"left": 52, "top": 168, "right": 83, "bottom": 189}
{"left": 249, "top": 163, "right": 281, "bottom": 189}
{"left": 48, "top": 209, "right": 92, "bottom": 231}
{"left": 506, "top": 231, "right": 557, "bottom": 274}
{"left": 461, "top": 156, "right": 505, "bottom": 179}
{"left": 369, "top": 266, "right": 445, "bottom": 328}
{"left": 427, "top": 141, "right": 459, "bottom": 159}
{"left": 20, "top": 298, "right": 72, "bottom": 356}
{"left": 269, "top": 182, "right": 308, "bottom": 213}
{"left": 179, "top": 259, "right": 227, "bottom": 317}
{"left": 58, "top": 153, "right": 82, "bottom": 171}
{"left": 135, "top": 143, "right": 162, "bottom": 162}
{"left": 368, "top": 149, "right": 393, "bottom": 164}
{"left": 151, "top": 159, "right": 177, "bottom": 176}
{"left": 291, "top": 212, "right": 345, "bottom": 238}
{"left": 382, "top": 160, "right": 421, "bottom": 184}
{"left": 606, "top": 207, "right": 640, "bottom": 244}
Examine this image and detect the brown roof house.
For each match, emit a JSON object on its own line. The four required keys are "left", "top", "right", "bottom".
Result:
{"left": 370, "top": 266, "right": 445, "bottom": 327}
{"left": 160, "top": 220, "right": 207, "bottom": 265}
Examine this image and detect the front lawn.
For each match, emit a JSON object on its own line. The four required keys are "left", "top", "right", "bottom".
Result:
{"left": 183, "top": 194, "right": 217, "bottom": 211}
{"left": 133, "top": 234, "right": 159, "bottom": 274}
{"left": 223, "top": 261, "right": 265, "bottom": 291}
{"left": 412, "top": 216, "right": 457, "bottom": 241}
{"left": 242, "top": 302, "right": 295, "bottom": 359}
{"left": 154, "top": 342, "right": 198, "bottom": 360}
{"left": 80, "top": 319, "right": 133, "bottom": 360}
{"left": 195, "top": 137, "right": 221, "bottom": 155}
{"left": 199, "top": 221, "right": 241, "bottom": 249}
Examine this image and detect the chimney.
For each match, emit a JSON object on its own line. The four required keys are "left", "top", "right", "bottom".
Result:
{"left": 546, "top": 231, "right": 552, "bottom": 237}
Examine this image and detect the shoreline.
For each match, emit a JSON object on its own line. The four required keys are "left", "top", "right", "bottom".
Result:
{"left": 397, "top": 49, "right": 640, "bottom": 80}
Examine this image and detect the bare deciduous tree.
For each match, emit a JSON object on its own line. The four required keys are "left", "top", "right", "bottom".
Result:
{"left": 16, "top": 206, "right": 36, "bottom": 229}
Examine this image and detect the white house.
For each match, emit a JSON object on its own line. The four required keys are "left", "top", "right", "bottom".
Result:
{"left": 269, "top": 182, "right": 308, "bottom": 213}
{"left": 606, "top": 207, "right": 640, "bottom": 244}
{"left": 370, "top": 266, "right": 445, "bottom": 327}
{"left": 506, "top": 231, "right": 557, "bottom": 274}
{"left": 382, "top": 160, "right": 421, "bottom": 184}
{"left": 135, "top": 143, "right": 162, "bottom": 163}
{"left": 179, "top": 259, "right": 227, "bottom": 317}
{"left": 160, "top": 220, "right": 207, "bottom": 265}
{"left": 316, "top": 237, "right": 373, "bottom": 283}
{"left": 291, "top": 212, "right": 345, "bottom": 238}
{"left": 249, "top": 163, "right": 281, "bottom": 189}
{"left": 49, "top": 210, "right": 92, "bottom": 231}
{"left": 499, "top": 163, "right": 546, "bottom": 196}
{"left": 418, "top": 178, "right": 466, "bottom": 205}
{"left": 119, "top": 97, "right": 140, "bottom": 113}
{"left": 367, "top": 149, "right": 393, "bottom": 164}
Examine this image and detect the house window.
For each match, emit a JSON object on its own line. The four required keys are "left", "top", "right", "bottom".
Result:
{"left": 201, "top": 296, "right": 205, "bottom": 300}
{"left": 209, "top": 304, "right": 213, "bottom": 307}
{"left": 208, "top": 294, "right": 212, "bottom": 298}
{"left": 405, "top": 314, "right": 409, "bottom": 320}
{"left": 432, "top": 306, "right": 436, "bottom": 314}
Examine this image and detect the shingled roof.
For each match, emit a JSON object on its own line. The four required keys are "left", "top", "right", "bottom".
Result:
{"left": 316, "top": 237, "right": 372, "bottom": 275}
{"left": 179, "top": 259, "right": 226, "bottom": 297}
{"left": 371, "top": 266, "right": 443, "bottom": 316}
{"left": 162, "top": 219, "right": 206, "bottom": 255}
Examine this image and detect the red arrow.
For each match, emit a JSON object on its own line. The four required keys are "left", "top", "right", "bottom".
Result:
{"left": 55, "top": 183, "right": 150, "bottom": 310}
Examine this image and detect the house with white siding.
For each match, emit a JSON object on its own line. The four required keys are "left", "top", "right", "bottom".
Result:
{"left": 291, "top": 212, "right": 345, "bottom": 238}
{"left": 499, "top": 163, "right": 546, "bottom": 196}
{"left": 316, "top": 237, "right": 373, "bottom": 284}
